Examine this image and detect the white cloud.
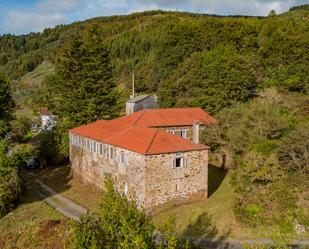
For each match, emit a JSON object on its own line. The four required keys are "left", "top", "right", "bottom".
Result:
{"left": 131, "top": 0, "right": 308, "bottom": 15}
{"left": 1, "top": 0, "right": 79, "bottom": 34}
{"left": 3, "top": 11, "right": 67, "bottom": 34}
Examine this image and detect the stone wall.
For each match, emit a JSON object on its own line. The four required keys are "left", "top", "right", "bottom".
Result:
{"left": 70, "top": 133, "right": 208, "bottom": 209}
{"left": 144, "top": 150, "right": 208, "bottom": 209}
{"left": 70, "top": 137, "right": 147, "bottom": 205}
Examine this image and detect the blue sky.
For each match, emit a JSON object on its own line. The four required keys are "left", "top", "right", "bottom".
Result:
{"left": 0, "top": 0, "right": 308, "bottom": 35}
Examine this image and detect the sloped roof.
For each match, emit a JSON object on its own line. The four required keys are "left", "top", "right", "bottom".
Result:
{"left": 126, "top": 95, "right": 153, "bottom": 103}
{"left": 70, "top": 108, "right": 214, "bottom": 155}
{"left": 71, "top": 124, "right": 207, "bottom": 155}
{"left": 112, "top": 108, "right": 217, "bottom": 127}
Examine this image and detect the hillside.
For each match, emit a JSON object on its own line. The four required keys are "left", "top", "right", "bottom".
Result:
{"left": 0, "top": 7, "right": 308, "bottom": 113}
{"left": 0, "top": 6, "right": 308, "bottom": 248}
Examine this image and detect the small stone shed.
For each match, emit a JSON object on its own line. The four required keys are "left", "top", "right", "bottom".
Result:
{"left": 69, "top": 108, "right": 216, "bottom": 209}
{"left": 125, "top": 95, "right": 157, "bottom": 115}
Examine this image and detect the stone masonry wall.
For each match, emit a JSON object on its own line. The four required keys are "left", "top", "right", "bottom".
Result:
{"left": 70, "top": 133, "right": 208, "bottom": 209}
{"left": 144, "top": 150, "right": 208, "bottom": 209}
{"left": 70, "top": 137, "right": 147, "bottom": 205}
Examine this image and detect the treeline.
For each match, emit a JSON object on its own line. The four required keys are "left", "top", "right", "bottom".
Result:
{"left": 0, "top": 7, "right": 308, "bottom": 113}
{"left": 0, "top": 74, "right": 35, "bottom": 217}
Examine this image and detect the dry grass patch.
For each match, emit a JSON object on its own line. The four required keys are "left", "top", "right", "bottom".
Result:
{"left": 0, "top": 192, "right": 71, "bottom": 249}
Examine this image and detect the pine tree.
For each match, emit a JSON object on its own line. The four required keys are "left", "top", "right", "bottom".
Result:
{"left": 49, "top": 26, "right": 121, "bottom": 126}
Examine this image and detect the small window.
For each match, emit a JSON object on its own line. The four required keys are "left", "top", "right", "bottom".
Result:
{"left": 180, "top": 130, "right": 187, "bottom": 139}
{"left": 96, "top": 143, "right": 100, "bottom": 154}
{"left": 109, "top": 147, "right": 114, "bottom": 159}
{"left": 175, "top": 157, "right": 182, "bottom": 168}
{"left": 174, "top": 130, "right": 181, "bottom": 137}
{"left": 93, "top": 142, "right": 97, "bottom": 153}
{"left": 120, "top": 151, "right": 125, "bottom": 164}
{"left": 173, "top": 154, "right": 186, "bottom": 168}
{"left": 99, "top": 144, "right": 103, "bottom": 155}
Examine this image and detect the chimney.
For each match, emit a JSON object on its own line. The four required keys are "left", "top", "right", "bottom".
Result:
{"left": 192, "top": 120, "right": 200, "bottom": 144}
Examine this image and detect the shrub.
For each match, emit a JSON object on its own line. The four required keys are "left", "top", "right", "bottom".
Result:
{"left": 231, "top": 152, "right": 296, "bottom": 226}
{"left": 69, "top": 176, "right": 191, "bottom": 249}
{"left": 278, "top": 123, "right": 309, "bottom": 175}
{"left": 10, "top": 111, "right": 34, "bottom": 142}
{"left": 69, "top": 175, "right": 156, "bottom": 249}
{"left": 0, "top": 169, "right": 21, "bottom": 217}
{"left": 37, "top": 131, "right": 66, "bottom": 166}
{"left": 8, "top": 144, "right": 36, "bottom": 169}
{"left": 249, "top": 140, "right": 278, "bottom": 156}
{"left": 69, "top": 213, "right": 106, "bottom": 249}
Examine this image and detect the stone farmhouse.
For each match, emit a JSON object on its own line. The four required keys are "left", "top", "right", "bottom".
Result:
{"left": 69, "top": 108, "right": 216, "bottom": 209}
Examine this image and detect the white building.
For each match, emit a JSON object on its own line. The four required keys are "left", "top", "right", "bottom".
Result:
{"left": 39, "top": 109, "right": 57, "bottom": 130}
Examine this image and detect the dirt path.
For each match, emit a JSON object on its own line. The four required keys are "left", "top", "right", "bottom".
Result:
{"left": 25, "top": 172, "right": 87, "bottom": 221}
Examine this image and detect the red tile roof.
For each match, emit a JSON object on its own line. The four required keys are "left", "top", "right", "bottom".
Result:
{"left": 113, "top": 108, "right": 217, "bottom": 127}
{"left": 70, "top": 108, "right": 214, "bottom": 155}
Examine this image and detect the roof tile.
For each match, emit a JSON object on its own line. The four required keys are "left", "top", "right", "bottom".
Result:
{"left": 70, "top": 108, "right": 213, "bottom": 155}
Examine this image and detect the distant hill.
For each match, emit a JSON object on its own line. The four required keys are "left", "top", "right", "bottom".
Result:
{"left": 0, "top": 6, "right": 308, "bottom": 111}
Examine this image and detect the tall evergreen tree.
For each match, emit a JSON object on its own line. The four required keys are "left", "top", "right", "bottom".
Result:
{"left": 0, "top": 72, "right": 13, "bottom": 138}
{"left": 48, "top": 27, "right": 121, "bottom": 126}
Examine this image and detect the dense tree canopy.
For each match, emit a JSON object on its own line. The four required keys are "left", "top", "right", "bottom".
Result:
{"left": 158, "top": 45, "right": 255, "bottom": 114}
{"left": 0, "top": 7, "right": 307, "bottom": 114}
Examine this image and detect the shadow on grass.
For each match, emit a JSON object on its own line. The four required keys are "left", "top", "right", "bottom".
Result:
{"left": 21, "top": 164, "right": 73, "bottom": 203}
{"left": 183, "top": 211, "right": 231, "bottom": 249}
{"left": 208, "top": 164, "right": 227, "bottom": 197}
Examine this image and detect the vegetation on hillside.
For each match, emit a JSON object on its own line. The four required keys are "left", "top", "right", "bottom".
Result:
{"left": 0, "top": 5, "right": 308, "bottom": 244}
{"left": 0, "top": 73, "right": 14, "bottom": 138}
{"left": 0, "top": 7, "right": 307, "bottom": 112}
{"left": 202, "top": 89, "right": 309, "bottom": 233}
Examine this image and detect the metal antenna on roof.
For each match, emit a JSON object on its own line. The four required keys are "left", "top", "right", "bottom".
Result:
{"left": 132, "top": 72, "right": 135, "bottom": 99}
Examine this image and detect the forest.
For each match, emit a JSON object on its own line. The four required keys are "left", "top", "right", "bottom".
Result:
{"left": 0, "top": 4, "right": 308, "bottom": 248}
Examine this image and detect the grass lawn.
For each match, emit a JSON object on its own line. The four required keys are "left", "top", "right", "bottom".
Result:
{"left": 0, "top": 191, "right": 71, "bottom": 249}
{"left": 23, "top": 164, "right": 102, "bottom": 212}
{"left": 153, "top": 165, "right": 256, "bottom": 240}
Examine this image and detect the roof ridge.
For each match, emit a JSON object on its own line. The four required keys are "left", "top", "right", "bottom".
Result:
{"left": 145, "top": 128, "right": 160, "bottom": 155}
{"left": 133, "top": 110, "right": 147, "bottom": 126}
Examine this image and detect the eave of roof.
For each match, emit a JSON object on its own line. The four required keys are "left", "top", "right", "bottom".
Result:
{"left": 70, "top": 108, "right": 213, "bottom": 155}
{"left": 70, "top": 126, "right": 208, "bottom": 156}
